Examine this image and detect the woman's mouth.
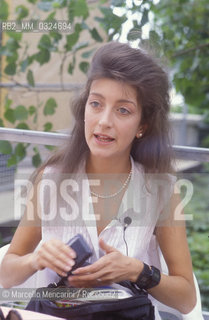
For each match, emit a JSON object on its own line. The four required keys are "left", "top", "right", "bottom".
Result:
{"left": 94, "top": 134, "right": 115, "bottom": 144}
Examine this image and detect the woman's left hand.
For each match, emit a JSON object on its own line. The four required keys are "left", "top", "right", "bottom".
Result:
{"left": 67, "top": 238, "right": 142, "bottom": 288}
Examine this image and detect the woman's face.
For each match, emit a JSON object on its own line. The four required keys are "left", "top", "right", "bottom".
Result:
{"left": 84, "top": 78, "right": 143, "bottom": 162}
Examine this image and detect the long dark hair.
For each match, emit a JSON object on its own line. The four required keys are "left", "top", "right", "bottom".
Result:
{"left": 39, "top": 41, "right": 174, "bottom": 174}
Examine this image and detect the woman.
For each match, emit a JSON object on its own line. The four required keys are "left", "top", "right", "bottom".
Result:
{"left": 0, "top": 42, "right": 196, "bottom": 318}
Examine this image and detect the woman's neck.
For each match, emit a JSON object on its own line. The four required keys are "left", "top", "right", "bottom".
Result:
{"left": 86, "top": 155, "right": 131, "bottom": 175}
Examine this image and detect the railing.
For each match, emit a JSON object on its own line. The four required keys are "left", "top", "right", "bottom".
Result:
{"left": 0, "top": 127, "right": 209, "bottom": 162}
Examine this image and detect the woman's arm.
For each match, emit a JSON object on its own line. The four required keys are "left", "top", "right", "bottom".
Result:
{"left": 0, "top": 224, "right": 41, "bottom": 288}
{"left": 148, "top": 192, "right": 196, "bottom": 314}
{"left": 0, "top": 171, "right": 43, "bottom": 288}
{"left": 0, "top": 172, "right": 76, "bottom": 289}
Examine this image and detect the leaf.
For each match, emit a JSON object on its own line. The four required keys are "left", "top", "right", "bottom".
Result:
{"left": 27, "top": 69, "right": 35, "bottom": 87}
{"left": 5, "top": 97, "right": 12, "bottom": 110}
{"left": 44, "top": 122, "right": 53, "bottom": 131}
{"left": 4, "top": 63, "right": 16, "bottom": 75}
{"left": 44, "top": 98, "right": 57, "bottom": 115}
{"left": 52, "top": 0, "right": 66, "bottom": 9}
{"left": 28, "top": 105, "right": 36, "bottom": 115}
{"left": 38, "top": 34, "right": 51, "bottom": 50}
{"left": 45, "top": 11, "right": 56, "bottom": 21}
{"left": 98, "top": 7, "right": 126, "bottom": 39}
{"left": 0, "top": 118, "right": 4, "bottom": 127}
{"left": 68, "top": 62, "right": 74, "bottom": 74}
{"left": 0, "top": 141, "right": 12, "bottom": 154}
{"left": 14, "top": 105, "right": 28, "bottom": 121}
{"left": 5, "top": 32, "right": 22, "bottom": 41}
{"left": 15, "top": 5, "right": 29, "bottom": 20}
{"left": 0, "top": 0, "right": 9, "bottom": 20}
{"left": 32, "top": 152, "right": 41, "bottom": 167}
{"left": 65, "top": 28, "right": 80, "bottom": 51}
{"left": 141, "top": 9, "right": 149, "bottom": 27}
{"left": 4, "top": 109, "right": 15, "bottom": 124}
{"left": 27, "top": 0, "right": 38, "bottom": 3}
{"left": 20, "top": 58, "right": 29, "bottom": 72}
{"left": 73, "top": 41, "right": 88, "bottom": 52}
{"left": 33, "top": 146, "right": 38, "bottom": 153}
{"left": 68, "top": 56, "right": 76, "bottom": 74}
{"left": 7, "top": 154, "right": 17, "bottom": 167}
{"left": 45, "top": 145, "right": 55, "bottom": 150}
{"left": 73, "top": 0, "right": 89, "bottom": 19}
{"left": 79, "top": 61, "right": 89, "bottom": 74}
{"left": 82, "top": 49, "right": 95, "bottom": 59}
{"left": 16, "top": 122, "right": 30, "bottom": 130}
{"left": 50, "top": 32, "right": 62, "bottom": 43}
{"left": 35, "top": 49, "right": 50, "bottom": 65}
{"left": 6, "top": 52, "right": 18, "bottom": 64}
{"left": 90, "top": 28, "right": 103, "bottom": 42}
{"left": 6, "top": 38, "right": 20, "bottom": 51}
{"left": 15, "top": 143, "right": 26, "bottom": 161}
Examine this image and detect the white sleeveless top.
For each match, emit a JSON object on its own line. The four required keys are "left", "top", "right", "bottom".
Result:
{"left": 35, "top": 157, "right": 176, "bottom": 319}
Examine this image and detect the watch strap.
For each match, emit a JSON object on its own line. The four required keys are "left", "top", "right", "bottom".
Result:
{"left": 135, "top": 263, "right": 161, "bottom": 290}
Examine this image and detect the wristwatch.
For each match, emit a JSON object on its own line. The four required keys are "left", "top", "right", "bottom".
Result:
{"left": 135, "top": 263, "right": 161, "bottom": 290}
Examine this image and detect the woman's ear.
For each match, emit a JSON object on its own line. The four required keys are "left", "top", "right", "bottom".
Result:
{"left": 136, "top": 124, "right": 147, "bottom": 139}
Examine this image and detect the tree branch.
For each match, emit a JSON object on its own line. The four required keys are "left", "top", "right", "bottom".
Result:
{"left": 172, "top": 42, "right": 209, "bottom": 57}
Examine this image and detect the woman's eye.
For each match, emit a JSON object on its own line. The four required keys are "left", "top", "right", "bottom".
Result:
{"left": 118, "top": 107, "right": 130, "bottom": 115}
{"left": 90, "top": 101, "right": 100, "bottom": 108}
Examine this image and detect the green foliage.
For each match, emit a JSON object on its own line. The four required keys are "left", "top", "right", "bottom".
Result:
{"left": 44, "top": 98, "right": 57, "bottom": 116}
{"left": 4, "top": 63, "right": 16, "bottom": 75}
{"left": 15, "top": 5, "right": 29, "bottom": 20}
{"left": 0, "top": 141, "right": 12, "bottom": 154}
{"left": 79, "top": 61, "right": 89, "bottom": 74}
{"left": 14, "top": 106, "right": 28, "bottom": 121}
{"left": 180, "top": 173, "right": 209, "bottom": 310}
{"left": 151, "top": 0, "right": 209, "bottom": 118}
{"left": 90, "top": 28, "right": 103, "bottom": 42}
{"left": 32, "top": 147, "right": 41, "bottom": 167}
{"left": 26, "top": 70, "right": 35, "bottom": 87}
{"left": 0, "top": 0, "right": 113, "bottom": 168}
{"left": 0, "top": 0, "right": 9, "bottom": 20}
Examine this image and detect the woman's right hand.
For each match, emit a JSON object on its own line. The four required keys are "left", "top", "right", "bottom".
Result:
{"left": 31, "top": 239, "right": 76, "bottom": 277}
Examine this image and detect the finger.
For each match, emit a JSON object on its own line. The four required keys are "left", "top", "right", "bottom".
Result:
{"left": 38, "top": 249, "right": 74, "bottom": 276}
{"left": 69, "top": 269, "right": 107, "bottom": 283}
{"left": 52, "top": 240, "right": 77, "bottom": 259}
{"left": 72, "top": 256, "right": 108, "bottom": 275}
{"left": 99, "top": 238, "right": 117, "bottom": 254}
{"left": 43, "top": 241, "right": 75, "bottom": 266}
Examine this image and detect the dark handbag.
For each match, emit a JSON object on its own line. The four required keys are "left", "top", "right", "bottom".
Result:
{"left": 26, "top": 234, "right": 154, "bottom": 319}
{"left": 26, "top": 279, "right": 154, "bottom": 320}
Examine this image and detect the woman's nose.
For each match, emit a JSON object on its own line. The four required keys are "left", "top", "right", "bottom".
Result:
{"left": 98, "top": 109, "right": 112, "bottom": 127}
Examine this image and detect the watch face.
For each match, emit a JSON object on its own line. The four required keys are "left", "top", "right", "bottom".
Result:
{"left": 140, "top": 276, "right": 150, "bottom": 287}
{"left": 136, "top": 264, "right": 161, "bottom": 289}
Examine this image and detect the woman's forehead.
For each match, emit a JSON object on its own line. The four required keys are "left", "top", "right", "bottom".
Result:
{"left": 89, "top": 78, "right": 138, "bottom": 101}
